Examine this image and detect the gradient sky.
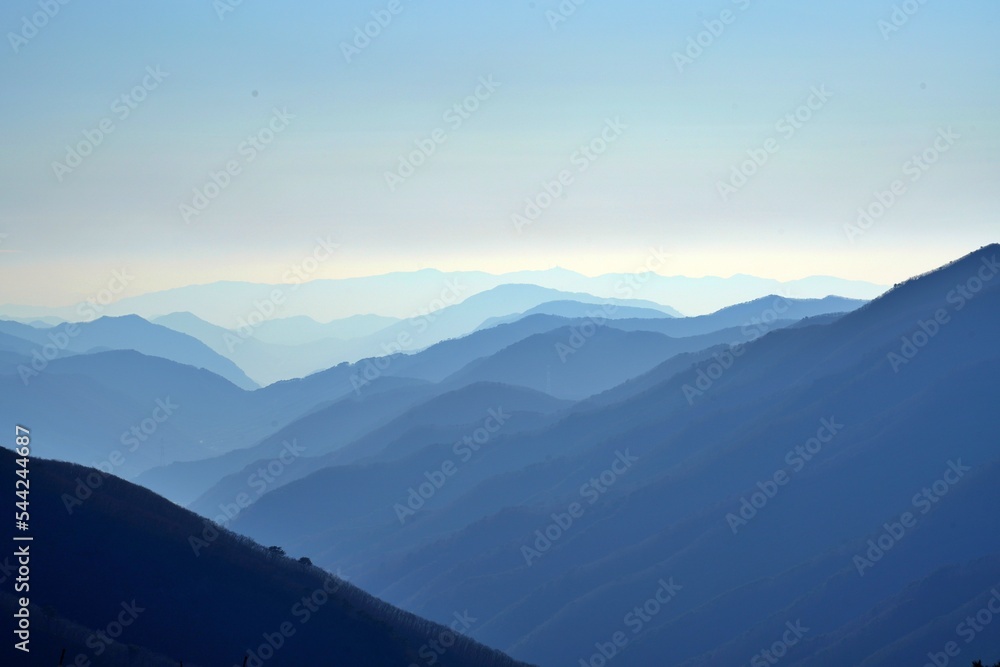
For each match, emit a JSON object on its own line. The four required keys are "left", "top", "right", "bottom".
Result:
{"left": 1, "top": 0, "right": 997, "bottom": 306}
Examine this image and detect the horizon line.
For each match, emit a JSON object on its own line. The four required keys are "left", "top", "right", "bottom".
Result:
{"left": 0, "top": 267, "right": 893, "bottom": 311}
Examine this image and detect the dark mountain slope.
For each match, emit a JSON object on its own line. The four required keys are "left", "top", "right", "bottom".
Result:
{"left": 0, "top": 447, "right": 532, "bottom": 667}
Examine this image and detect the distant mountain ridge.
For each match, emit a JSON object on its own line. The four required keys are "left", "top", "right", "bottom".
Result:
{"left": 0, "top": 268, "right": 885, "bottom": 324}
{"left": 149, "top": 285, "right": 687, "bottom": 384}
{"left": 0, "top": 315, "right": 257, "bottom": 389}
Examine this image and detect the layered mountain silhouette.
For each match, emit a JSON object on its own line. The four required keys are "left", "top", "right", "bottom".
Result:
{"left": 149, "top": 286, "right": 682, "bottom": 384}
{"left": 0, "top": 315, "right": 257, "bottom": 389}
{"left": 187, "top": 382, "right": 572, "bottom": 520}
{"left": 2, "top": 247, "right": 995, "bottom": 666}
{"left": 0, "top": 268, "right": 884, "bottom": 323}
{"left": 225, "top": 245, "right": 1000, "bottom": 666}
{"left": 129, "top": 296, "right": 858, "bottom": 503}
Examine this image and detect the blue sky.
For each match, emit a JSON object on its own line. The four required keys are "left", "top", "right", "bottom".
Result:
{"left": 1, "top": 0, "right": 997, "bottom": 305}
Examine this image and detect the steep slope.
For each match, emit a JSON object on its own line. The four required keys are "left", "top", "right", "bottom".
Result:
{"left": 400, "top": 247, "right": 1000, "bottom": 665}
{"left": 0, "top": 448, "right": 532, "bottom": 667}
{"left": 230, "top": 245, "right": 1000, "bottom": 666}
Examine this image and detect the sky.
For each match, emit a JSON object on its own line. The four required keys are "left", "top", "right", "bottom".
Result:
{"left": 0, "top": 0, "right": 997, "bottom": 306}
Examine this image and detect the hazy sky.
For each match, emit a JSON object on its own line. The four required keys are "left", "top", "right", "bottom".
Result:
{"left": 1, "top": 0, "right": 997, "bottom": 305}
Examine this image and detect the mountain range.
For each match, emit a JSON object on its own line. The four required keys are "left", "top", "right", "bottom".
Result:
{"left": 0, "top": 267, "right": 884, "bottom": 324}
{"left": 1, "top": 247, "right": 997, "bottom": 666}
{"left": 226, "top": 245, "right": 1000, "bottom": 666}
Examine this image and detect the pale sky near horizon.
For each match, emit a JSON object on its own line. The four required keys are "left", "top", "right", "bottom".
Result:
{"left": 0, "top": 0, "right": 997, "bottom": 306}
